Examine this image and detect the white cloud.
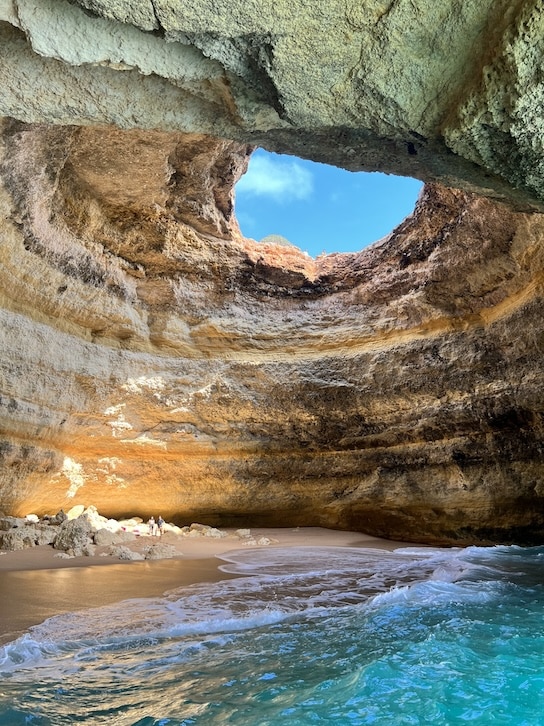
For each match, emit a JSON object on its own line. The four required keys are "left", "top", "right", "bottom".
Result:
{"left": 236, "top": 153, "right": 314, "bottom": 202}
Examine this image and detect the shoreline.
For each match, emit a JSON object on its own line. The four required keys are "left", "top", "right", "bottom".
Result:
{"left": 0, "top": 527, "right": 417, "bottom": 644}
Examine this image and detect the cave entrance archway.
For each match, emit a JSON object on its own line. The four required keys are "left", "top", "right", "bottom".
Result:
{"left": 235, "top": 149, "right": 423, "bottom": 257}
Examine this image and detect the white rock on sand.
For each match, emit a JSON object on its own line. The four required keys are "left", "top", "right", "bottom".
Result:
{"left": 0, "top": 506, "right": 279, "bottom": 564}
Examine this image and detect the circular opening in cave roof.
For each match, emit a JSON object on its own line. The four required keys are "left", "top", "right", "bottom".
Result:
{"left": 235, "top": 149, "right": 423, "bottom": 257}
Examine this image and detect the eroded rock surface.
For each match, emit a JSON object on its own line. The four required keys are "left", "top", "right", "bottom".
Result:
{"left": 2, "top": 0, "right": 544, "bottom": 209}
{"left": 0, "top": 1, "right": 543, "bottom": 544}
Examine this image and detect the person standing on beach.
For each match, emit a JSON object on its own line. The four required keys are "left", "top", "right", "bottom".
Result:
{"left": 157, "top": 516, "right": 164, "bottom": 536}
{"left": 148, "top": 516, "right": 156, "bottom": 535}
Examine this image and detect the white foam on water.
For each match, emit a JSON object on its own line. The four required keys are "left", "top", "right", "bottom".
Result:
{"left": 0, "top": 632, "right": 61, "bottom": 669}
{"left": 0, "top": 544, "right": 522, "bottom": 679}
{"left": 368, "top": 578, "right": 498, "bottom": 611}
{"left": 2, "top": 545, "right": 544, "bottom": 726}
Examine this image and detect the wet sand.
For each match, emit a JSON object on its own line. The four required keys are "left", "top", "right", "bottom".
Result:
{"left": 0, "top": 527, "right": 413, "bottom": 644}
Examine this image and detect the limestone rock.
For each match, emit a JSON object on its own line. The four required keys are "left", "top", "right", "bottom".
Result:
{"left": 0, "top": 517, "right": 24, "bottom": 531}
{"left": 45, "top": 510, "right": 68, "bottom": 525}
{"left": 2, "top": 0, "right": 544, "bottom": 209}
{"left": 241, "top": 538, "right": 258, "bottom": 547}
{"left": 0, "top": 522, "right": 57, "bottom": 549}
{"left": 53, "top": 516, "right": 93, "bottom": 554}
{"left": 104, "top": 518, "right": 122, "bottom": 533}
{"left": 0, "top": 1, "right": 544, "bottom": 547}
{"left": 80, "top": 505, "right": 108, "bottom": 531}
{"left": 94, "top": 528, "right": 136, "bottom": 546}
{"left": 188, "top": 523, "right": 209, "bottom": 534}
{"left": 256, "top": 537, "right": 274, "bottom": 546}
{"left": 185, "top": 524, "right": 228, "bottom": 538}
{"left": 143, "top": 543, "right": 178, "bottom": 560}
{"left": 0, "top": 528, "right": 33, "bottom": 550}
{"left": 32, "top": 524, "right": 58, "bottom": 546}
{"left": 241, "top": 537, "right": 277, "bottom": 547}
{"left": 235, "top": 529, "right": 252, "bottom": 539}
{"left": 108, "top": 545, "right": 145, "bottom": 561}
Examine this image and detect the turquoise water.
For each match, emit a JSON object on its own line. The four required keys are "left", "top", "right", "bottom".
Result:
{"left": 1, "top": 545, "right": 543, "bottom": 725}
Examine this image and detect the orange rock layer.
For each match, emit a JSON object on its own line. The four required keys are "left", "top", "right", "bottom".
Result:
{"left": 0, "top": 122, "right": 543, "bottom": 545}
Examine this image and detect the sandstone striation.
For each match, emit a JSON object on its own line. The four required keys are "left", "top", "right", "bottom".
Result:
{"left": 0, "top": 1, "right": 543, "bottom": 545}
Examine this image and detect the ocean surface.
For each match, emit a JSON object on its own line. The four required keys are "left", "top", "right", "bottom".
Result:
{"left": 1, "top": 544, "right": 543, "bottom": 725}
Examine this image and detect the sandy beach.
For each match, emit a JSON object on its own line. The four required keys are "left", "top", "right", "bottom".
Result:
{"left": 0, "top": 527, "right": 412, "bottom": 644}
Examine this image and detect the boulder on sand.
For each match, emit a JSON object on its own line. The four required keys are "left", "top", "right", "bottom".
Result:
{"left": 108, "top": 545, "right": 145, "bottom": 561}
{"left": 94, "top": 528, "right": 136, "bottom": 546}
{"left": 0, "top": 522, "right": 58, "bottom": 550}
{"left": 143, "top": 543, "right": 178, "bottom": 560}
{"left": 53, "top": 515, "right": 93, "bottom": 556}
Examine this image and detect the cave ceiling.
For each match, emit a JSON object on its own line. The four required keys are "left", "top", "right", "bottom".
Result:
{"left": 1, "top": 0, "right": 544, "bottom": 208}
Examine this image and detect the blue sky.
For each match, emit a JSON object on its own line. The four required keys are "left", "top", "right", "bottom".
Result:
{"left": 235, "top": 149, "right": 423, "bottom": 257}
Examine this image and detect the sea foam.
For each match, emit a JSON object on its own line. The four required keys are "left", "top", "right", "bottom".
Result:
{"left": 2, "top": 545, "right": 544, "bottom": 725}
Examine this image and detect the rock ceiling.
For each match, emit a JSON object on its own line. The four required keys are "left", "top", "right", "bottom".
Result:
{"left": 0, "top": 0, "right": 543, "bottom": 544}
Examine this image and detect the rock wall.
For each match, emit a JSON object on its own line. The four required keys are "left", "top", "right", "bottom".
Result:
{"left": 0, "top": 0, "right": 543, "bottom": 544}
